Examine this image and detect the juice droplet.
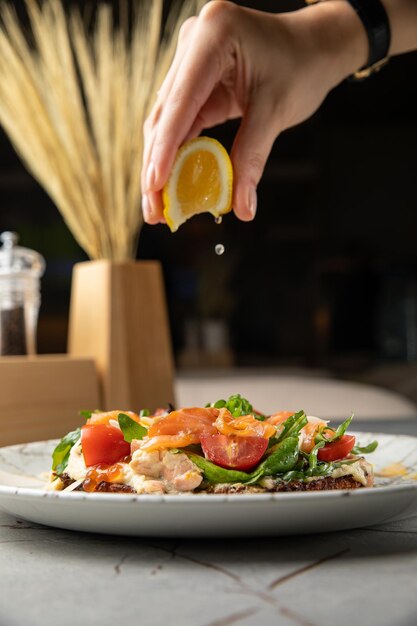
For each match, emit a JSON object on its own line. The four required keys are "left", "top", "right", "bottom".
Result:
{"left": 214, "top": 216, "right": 222, "bottom": 225}
{"left": 215, "top": 244, "right": 225, "bottom": 255}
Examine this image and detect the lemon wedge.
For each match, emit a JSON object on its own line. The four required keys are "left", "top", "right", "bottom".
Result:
{"left": 162, "top": 136, "right": 233, "bottom": 232}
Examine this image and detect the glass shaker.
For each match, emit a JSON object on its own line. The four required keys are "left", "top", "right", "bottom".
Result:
{"left": 0, "top": 232, "right": 45, "bottom": 356}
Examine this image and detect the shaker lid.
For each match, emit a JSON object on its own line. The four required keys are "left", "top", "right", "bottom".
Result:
{"left": 0, "top": 232, "right": 45, "bottom": 277}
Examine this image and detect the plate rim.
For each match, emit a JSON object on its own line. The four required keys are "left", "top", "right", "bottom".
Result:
{"left": 0, "top": 432, "right": 417, "bottom": 504}
{"left": 1, "top": 482, "right": 417, "bottom": 504}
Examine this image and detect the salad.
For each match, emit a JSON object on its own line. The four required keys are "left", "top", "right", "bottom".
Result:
{"left": 48, "top": 395, "right": 377, "bottom": 495}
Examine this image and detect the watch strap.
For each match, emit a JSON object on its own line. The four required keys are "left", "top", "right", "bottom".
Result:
{"left": 305, "top": 0, "right": 391, "bottom": 80}
{"left": 347, "top": 0, "right": 391, "bottom": 79}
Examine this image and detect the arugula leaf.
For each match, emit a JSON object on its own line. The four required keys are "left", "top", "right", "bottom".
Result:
{"left": 315, "top": 415, "right": 353, "bottom": 444}
{"left": 270, "top": 410, "right": 307, "bottom": 445}
{"left": 304, "top": 462, "right": 333, "bottom": 478}
{"left": 187, "top": 454, "right": 253, "bottom": 484}
{"left": 251, "top": 437, "right": 299, "bottom": 480}
{"left": 307, "top": 440, "right": 326, "bottom": 472}
{"left": 329, "top": 414, "right": 353, "bottom": 440}
{"left": 52, "top": 428, "right": 81, "bottom": 475}
{"left": 118, "top": 413, "right": 147, "bottom": 443}
{"left": 352, "top": 440, "right": 378, "bottom": 455}
{"left": 281, "top": 470, "right": 306, "bottom": 482}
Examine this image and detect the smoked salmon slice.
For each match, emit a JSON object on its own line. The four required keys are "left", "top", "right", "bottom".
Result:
{"left": 214, "top": 409, "right": 277, "bottom": 439}
{"left": 142, "top": 407, "right": 219, "bottom": 451}
{"left": 148, "top": 407, "right": 219, "bottom": 437}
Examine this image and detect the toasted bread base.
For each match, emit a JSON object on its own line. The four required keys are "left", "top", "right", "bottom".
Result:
{"left": 202, "top": 475, "right": 369, "bottom": 494}
{"left": 58, "top": 472, "right": 371, "bottom": 494}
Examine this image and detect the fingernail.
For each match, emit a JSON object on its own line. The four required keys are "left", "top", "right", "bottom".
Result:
{"left": 146, "top": 161, "right": 156, "bottom": 191}
{"left": 248, "top": 187, "right": 257, "bottom": 219}
{"left": 142, "top": 194, "right": 151, "bottom": 222}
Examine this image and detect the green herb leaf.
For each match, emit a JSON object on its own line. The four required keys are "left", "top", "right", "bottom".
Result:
{"left": 228, "top": 394, "right": 253, "bottom": 417}
{"left": 209, "top": 394, "right": 254, "bottom": 418}
{"left": 52, "top": 428, "right": 81, "bottom": 475}
{"left": 352, "top": 440, "right": 378, "bottom": 455}
{"left": 187, "top": 454, "right": 253, "bottom": 484}
{"left": 281, "top": 470, "right": 306, "bottom": 482}
{"left": 316, "top": 415, "right": 353, "bottom": 445}
{"left": 331, "top": 414, "right": 353, "bottom": 440}
{"left": 79, "top": 410, "right": 93, "bottom": 420}
{"left": 208, "top": 395, "right": 266, "bottom": 420}
{"left": 252, "top": 437, "right": 299, "bottom": 480}
{"left": 139, "top": 409, "right": 151, "bottom": 417}
{"left": 305, "top": 462, "right": 332, "bottom": 478}
{"left": 118, "top": 413, "right": 147, "bottom": 443}
{"left": 272, "top": 410, "right": 308, "bottom": 445}
{"left": 307, "top": 440, "right": 326, "bottom": 471}
{"left": 79, "top": 409, "right": 102, "bottom": 421}
{"left": 283, "top": 460, "right": 334, "bottom": 481}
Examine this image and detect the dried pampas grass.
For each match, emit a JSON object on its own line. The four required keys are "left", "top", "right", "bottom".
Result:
{"left": 0, "top": 0, "right": 204, "bottom": 260}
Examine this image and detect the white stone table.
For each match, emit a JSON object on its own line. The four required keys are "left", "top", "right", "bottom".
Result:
{"left": 1, "top": 419, "right": 417, "bottom": 626}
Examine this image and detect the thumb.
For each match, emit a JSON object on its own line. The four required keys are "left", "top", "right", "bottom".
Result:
{"left": 231, "top": 102, "right": 280, "bottom": 221}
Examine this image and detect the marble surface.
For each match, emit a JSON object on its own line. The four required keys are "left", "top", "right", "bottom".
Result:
{"left": 1, "top": 511, "right": 417, "bottom": 626}
{"left": 1, "top": 419, "right": 417, "bottom": 626}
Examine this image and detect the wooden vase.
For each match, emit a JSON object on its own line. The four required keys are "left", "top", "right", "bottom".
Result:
{"left": 68, "top": 260, "right": 175, "bottom": 412}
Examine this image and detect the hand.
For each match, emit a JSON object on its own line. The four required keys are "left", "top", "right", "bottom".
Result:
{"left": 141, "top": 0, "right": 367, "bottom": 224}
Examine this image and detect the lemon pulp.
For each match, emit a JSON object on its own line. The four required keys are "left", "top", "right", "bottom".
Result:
{"left": 177, "top": 150, "right": 221, "bottom": 216}
{"left": 163, "top": 136, "right": 233, "bottom": 232}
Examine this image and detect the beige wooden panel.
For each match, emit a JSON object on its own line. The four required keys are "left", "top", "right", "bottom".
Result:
{"left": 0, "top": 355, "right": 100, "bottom": 446}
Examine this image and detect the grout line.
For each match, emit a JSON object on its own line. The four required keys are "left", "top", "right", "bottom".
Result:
{"left": 279, "top": 605, "right": 317, "bottom": 626}
{"left": 145, "top": 540, "right": 323, "bottom": 625}
{"left": 268, "top": 549, "right": 350, "bottom": 591}
{"left": 144, "top": 541, "right": 242, "bottom": 583}
{"left": 204, "top": 607, "right": 258, "bottom": 626}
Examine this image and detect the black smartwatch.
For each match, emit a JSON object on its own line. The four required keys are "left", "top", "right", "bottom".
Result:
{"left": 306, "top": 0, "right": 391, "bottom": 80}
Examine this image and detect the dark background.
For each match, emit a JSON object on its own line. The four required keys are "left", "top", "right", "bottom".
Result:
{"left": 2, "top": 0, "right": 417, "bottom": 397}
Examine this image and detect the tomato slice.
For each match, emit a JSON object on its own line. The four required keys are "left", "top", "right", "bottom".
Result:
{"left": 200, "top": 434, "right": 269, "bottom": 471}
{"left": 317, "top": 434, "right": 356, "bottom": 462}
{"left": 81, "top": 424, "right": 131, "bottom": 466}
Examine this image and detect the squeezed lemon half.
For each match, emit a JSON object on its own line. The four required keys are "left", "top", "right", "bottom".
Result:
{"left": 162, "top": 136, "right": 233, "bottom": 232}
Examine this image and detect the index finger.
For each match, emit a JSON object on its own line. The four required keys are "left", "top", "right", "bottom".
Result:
{"left": 144, "top": 19, "right": 228, "bottom": 193}
{"left": 141, "top": 15, "right": 200, "bottom": 187}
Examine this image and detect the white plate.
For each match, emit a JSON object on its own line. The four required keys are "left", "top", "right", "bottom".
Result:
{"left": 0, "top": 432, "right": 417, "bottom": 537}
